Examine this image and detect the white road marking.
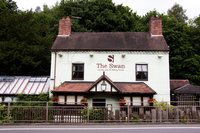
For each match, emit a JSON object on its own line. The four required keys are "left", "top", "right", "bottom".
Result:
{"left": 0, "top": 127, "right": 200, "bottom": 130}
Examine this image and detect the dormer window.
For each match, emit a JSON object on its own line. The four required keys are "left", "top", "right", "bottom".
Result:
{"left": 136, "top": 64, "right": 148, "bottom": 81}
{"left": 72, "top": 63, "right": 84, "bottom": 80}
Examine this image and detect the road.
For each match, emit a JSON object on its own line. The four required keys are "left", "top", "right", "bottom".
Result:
{"left": 0, "top": 124, "right": 200, "bottom": 133}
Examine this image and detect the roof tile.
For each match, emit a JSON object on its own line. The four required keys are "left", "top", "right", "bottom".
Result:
{"left": 51, "top": 32, "right": 169, "bottom": 51}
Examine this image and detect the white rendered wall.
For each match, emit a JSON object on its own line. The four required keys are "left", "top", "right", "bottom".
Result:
{"left": 50, "top": 51, "right": 170, "bottom": 102}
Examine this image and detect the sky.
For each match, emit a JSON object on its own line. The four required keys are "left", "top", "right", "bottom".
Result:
{"left": 14, "top": 0, "right": 200, "bottom": 19}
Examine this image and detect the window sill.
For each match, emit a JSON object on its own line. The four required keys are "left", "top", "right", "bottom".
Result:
{"left": 136, "top": 79, "right": 148, "bottom": 81}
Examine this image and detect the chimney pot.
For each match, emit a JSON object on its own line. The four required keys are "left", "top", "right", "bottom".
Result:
{"left": 149, "top": 16, "right": 162, "bottom": 36}
{"left": 58, "top": 16, "right": 71, "bottom": 36}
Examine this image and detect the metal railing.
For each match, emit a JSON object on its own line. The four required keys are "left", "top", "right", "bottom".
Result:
{"left": 1, "top": 101, "right": 200, "bottom": 124}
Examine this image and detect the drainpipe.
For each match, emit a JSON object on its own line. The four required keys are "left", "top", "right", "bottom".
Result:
{"left": 53, "top": 52, "right": 57, "bottom": 89}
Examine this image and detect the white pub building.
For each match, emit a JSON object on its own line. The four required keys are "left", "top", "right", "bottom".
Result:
{"left": 50, "top": 16, "right": 170, "bottom": 107}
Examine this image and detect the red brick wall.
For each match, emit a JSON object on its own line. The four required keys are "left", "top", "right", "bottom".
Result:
{"left": 149, "top": 16, "right": 162, "bottom": 36}
{"left": 58, "top": 16, "right": 71, "bottom": 36}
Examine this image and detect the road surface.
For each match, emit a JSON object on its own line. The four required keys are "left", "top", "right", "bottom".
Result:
{"left": 0, "top": 124, "right": 200, "bottom": 133}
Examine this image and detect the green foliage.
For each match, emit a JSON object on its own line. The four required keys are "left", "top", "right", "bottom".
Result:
{"left": 10, "top": 94, "right": 50, "bottom": 123}
{"left": 167, "top": 3, "right": 188, "bottom": 23}
{"left": 0, "top": 0, "right": 17, "bottom": 13}
{"left": 82, "top": 108, "right": 107, "bottom": 121}
{"left": 0, "top": 0, "right": 200, "bottom": 86}
{"left": 180, "top": 115, "right": 188, "bottom": 123}
{"left": 131, "top": 115, "right": 140, "bottom": 122}
{"left": 154, "top": 101, "right": 174, "bottom": 111}
{"left": 0, "top": 104, "right": 12, "bottom": 123}
{"left": 14, "top": 93, "right": 50, "bottom": 106}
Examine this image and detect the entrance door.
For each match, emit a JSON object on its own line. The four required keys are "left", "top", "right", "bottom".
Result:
{"left": 92, "top": 99, "right": 106, "bottom": 107}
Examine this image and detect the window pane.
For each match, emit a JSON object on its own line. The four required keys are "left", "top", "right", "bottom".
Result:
{"left": 67, "top": 96, "right": 75, "bottom": 104}
{"left": 58, "top": 96, "right": 65, "bottom": 104}
{"left": 77, "top": 96, "right": 84, "bottom": 104}
{"left": 136, "top": 65, "right": 142, "bottom": 71}
{"left": 72, "top": 65, "right": 76, "bottom": 71}
{"left": 142, "top": 65, "right": 147, "bottom": 71}
{"left": 124, "top": 97, "right": 131, "bottom": 105}
{"left": 136, "top": 64, "right": 148, "bottom": 81}
{"left": 92, "top": 99, "right": 106, "bottom": 107}
{"left": 78, "top": 65, "right": 84, "bottom": 71}
{"left": 143, "top": 97, "right": 149, "bottom": 106}
{"left": 72, "top": 64, "right": 84, "bottom": 80}
{"left": 132, "top": 97, "right": 141, "bottom": 106}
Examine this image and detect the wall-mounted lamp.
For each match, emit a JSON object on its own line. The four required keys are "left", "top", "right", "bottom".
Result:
{"left": 101, "top": 80, "right": 107, "bottom": 91}
{"left": 122, "top": 54, "right": 126, "bottom": 58}
{"left": 89, "top": 54, "right": 93, "bottom": 57}
{"left": 158, "top": 55, "right": 162, "bottom": 59}
{"left": 58, "top": 53, "right": 63, "bottom": 57}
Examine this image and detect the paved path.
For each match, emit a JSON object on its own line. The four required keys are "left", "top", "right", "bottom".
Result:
{"left": 0, "top": 124, "right": 200, "bottom": 133}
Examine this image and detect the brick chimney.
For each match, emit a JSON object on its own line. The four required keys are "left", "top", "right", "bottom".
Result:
{"left": 58, "top": 16, "right": 71, "bottom": 36}
{"left": 149, "top": 16, "right": 162, "bottom": 36}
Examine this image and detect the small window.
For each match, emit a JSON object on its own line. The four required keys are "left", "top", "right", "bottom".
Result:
{"left": 143, "top": 97, "right": 150, "bottom": 106}
{"left": 66, "top": 96, "right": 75, "bottom": 104}
{"left": 132, "top": 97, "right": 141, "bottom": 106}
{"left": 92, "top": 99, "right": 106, "bottom": 107}
{"left": 58, "top": 96, "right": 65, "bottom": 104}
{"left": 136, "top": 64, "right": 148, "bottom": 81}
{"left": 72, "top": 64, "right": 84, "bottom": 80}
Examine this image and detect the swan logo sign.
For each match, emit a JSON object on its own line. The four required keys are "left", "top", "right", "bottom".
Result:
{"left": 107, "top": 55, "right": 114, "bottom": 62}
{"left": 96, "top": 55, "right": 125, "bottom": 71}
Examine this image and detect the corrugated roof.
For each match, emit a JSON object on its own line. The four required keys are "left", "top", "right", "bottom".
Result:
{"left": 51, "top": 32, "right": 169, "bottom": 51}
{"left": 0, "top": 76, "right": 50, "bottom": 95}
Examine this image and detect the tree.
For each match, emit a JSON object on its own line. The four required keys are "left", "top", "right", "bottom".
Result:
{"left": 56, "top": 0, "right": 141, "bottom": 32}
{"left": 0, "top": 0, "right": 17, "bottom": 13}
{"left": 167, "top": 3, "right": 188, "bottom": 22}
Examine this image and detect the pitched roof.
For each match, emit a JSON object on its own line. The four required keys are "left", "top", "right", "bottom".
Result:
{"left": 52, "top": 82, "right": 93, "bottom": 93}
{"left": 170, "top": 79, "right": 190, "bottom": 91}
{"left": 87, "top": 73, "right": 121, "bottom": 92}
{"left": 52, "top": 74, "right": 156, "bottom": 94}
{"left": 52, "top": 82, "right": 155, "bottom": 94}
{"left": 115, "top": 82, "right": 156, "bottom": 94}
{"left": 174, "top": 84, "right": 200, "bottom": 94}
{"left": 0, "top": 76, "right": 50, "bottom": 95}
{"left": 51, "top": 32, "right": 169, "bottom": 51}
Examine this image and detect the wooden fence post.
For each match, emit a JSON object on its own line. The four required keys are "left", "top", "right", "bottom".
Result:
{"left": 174, "top": 107, "right": 179, "bottom": 123}
{"left": 46, "top": 102, "right": 49, "bottom": 123}
{"left": 127, "top": 105, "right": 130, "bottom": 122}
{"left": 192, "top": 106, "right": 197, "bottom": 122}
{"left": 87, "top": 107, "right": 89, "bottom": 123}
{"left": 151, "top": 109, "right": 156, "bottom": 123}
{"left": 7, "top": 102, "right": 11, "bottom": 117}
{"left": 157, "top": 107, "right": 162, "bottom": 123}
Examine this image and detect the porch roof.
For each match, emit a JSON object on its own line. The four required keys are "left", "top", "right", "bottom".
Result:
{"left": 52, "top": 82, "right": 156, "bottom": 94}
{"left": 52, "top": 73, "right": 156, "bottom": 94}
{"left": 115, "top": 82, "right": 156, "bottom": 94}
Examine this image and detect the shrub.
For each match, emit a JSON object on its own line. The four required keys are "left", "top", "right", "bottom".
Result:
{"left": 82, "top": 108, "right": 107, "bottom": 121}
{"left": 0, "top": 104, "right": 12, "bottom": 123}
{"left": 154, "top": 101, "right": 174, "bottom": 111}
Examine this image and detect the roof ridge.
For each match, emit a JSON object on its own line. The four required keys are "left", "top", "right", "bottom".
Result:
{"left": 174, "top": 83, "right": 190, "bottom": 91}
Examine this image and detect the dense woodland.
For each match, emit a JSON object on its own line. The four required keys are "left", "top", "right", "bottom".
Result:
{"left": 0, "top": 0, "right": 200, "bottom": 85}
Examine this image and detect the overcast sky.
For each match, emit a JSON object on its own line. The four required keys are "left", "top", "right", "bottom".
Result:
{"left": 14, "top": 0, "right": 200, "bottom": 19}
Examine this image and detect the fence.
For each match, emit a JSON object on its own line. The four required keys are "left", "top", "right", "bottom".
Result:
{"left": 1, "top": 102, "right": 200, "bottom": 124}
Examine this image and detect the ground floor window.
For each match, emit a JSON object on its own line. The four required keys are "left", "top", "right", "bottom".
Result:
{"left": 92, "top": 99, "right": 106, "bottom": 107}
{"left": 57, "top": 95, "right": 84, "bottom": 105}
